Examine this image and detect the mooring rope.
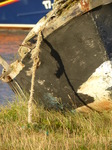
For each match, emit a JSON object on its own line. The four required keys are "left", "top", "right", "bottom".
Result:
{"left": 28, "top": 31, "right": 42, "bottom": 123}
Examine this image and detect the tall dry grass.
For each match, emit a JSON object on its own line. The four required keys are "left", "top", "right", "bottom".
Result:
{"left": 0, "top": 98, "right": 112, "bottom": 150}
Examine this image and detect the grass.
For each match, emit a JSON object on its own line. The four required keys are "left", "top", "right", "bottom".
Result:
{"left": 0, "top": 98, "right": 112, "bottom": 150}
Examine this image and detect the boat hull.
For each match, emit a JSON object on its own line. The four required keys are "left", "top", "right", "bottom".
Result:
{"left": 8, "top": 3, "right": 112, "bottom": 111}
{"left": 1, "top": 1, "right": 112, "bottom": 112}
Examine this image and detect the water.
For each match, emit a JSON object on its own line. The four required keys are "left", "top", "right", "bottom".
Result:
{"left": 0, "top": 29, "right": 29, "bottom": 105}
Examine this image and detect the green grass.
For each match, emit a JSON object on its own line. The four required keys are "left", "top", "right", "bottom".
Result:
{"left": 0, "top": 98, "right": 112, "bottom": 150}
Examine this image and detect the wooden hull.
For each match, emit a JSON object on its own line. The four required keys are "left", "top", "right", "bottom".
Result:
{"left": 1, "top": 0, "right": 112, "bottom": 111}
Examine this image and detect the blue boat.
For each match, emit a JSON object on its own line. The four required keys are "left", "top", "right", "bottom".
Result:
{"left": 0, "top": 0, "right": 53, "bottom": 28}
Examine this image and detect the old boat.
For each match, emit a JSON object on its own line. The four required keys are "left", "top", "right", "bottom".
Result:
{"left": 0, "top": 0, "right": 53, "bottom": 28}
{"left": 0, "top": 0, "right": 112, "bottom": 112}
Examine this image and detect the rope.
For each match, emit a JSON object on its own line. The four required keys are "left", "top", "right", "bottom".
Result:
{"left": 28, "top": 31, "right": 42, "bottom": 123}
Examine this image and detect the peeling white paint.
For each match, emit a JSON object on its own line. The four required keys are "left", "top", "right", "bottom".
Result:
{"left": 78, "top": 61, "right": 112, "bottom": 101}
{"left": 37, "top": 79, "right": 45, "bottom": 85}
{"left": 9, "top": 61, "right": 25, "bottom": 79}
{"left": 1, "top": 61, "right": 25, "bottom": 83}
{"left": 85, "top": 39, "right": 95, "bottom": 48}
{"left": 26, "top": 67, "right": 32, "bottom": 76}
{"left": 32, "top": 17, "right": 46, "bottom": 34}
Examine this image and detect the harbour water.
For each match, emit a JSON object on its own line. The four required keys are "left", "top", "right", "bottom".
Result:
{"left": 0, "top": 29, "right": 29, "bottom": 105}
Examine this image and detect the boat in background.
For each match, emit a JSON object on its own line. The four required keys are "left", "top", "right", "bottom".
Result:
{"left": 0, "top": 0, "right": 53, "bottom": 29}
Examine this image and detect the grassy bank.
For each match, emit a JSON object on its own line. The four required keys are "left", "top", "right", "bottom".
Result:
{"left": 0, "top": 98, "right": 112, "bottom": 150}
